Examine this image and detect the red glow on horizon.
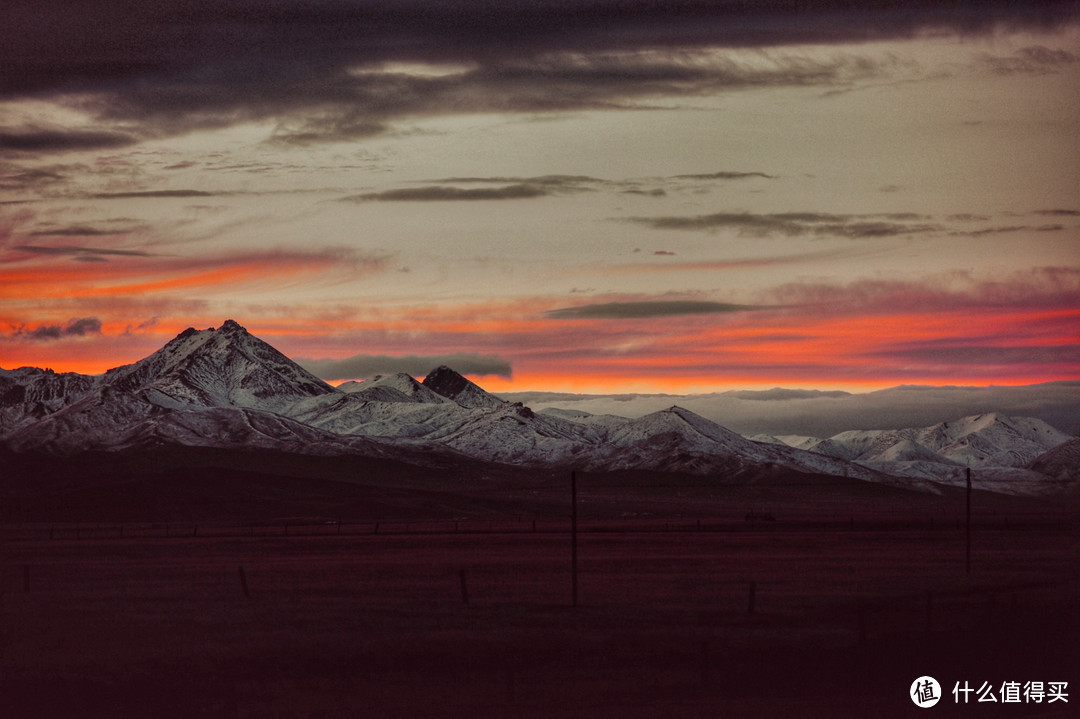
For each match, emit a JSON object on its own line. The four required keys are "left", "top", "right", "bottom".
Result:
{"left": 2, "top": 289, "right": 1077, "bottom": 391}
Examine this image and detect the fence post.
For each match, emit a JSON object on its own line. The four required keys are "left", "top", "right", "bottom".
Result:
{"left": 747, "top": 581, "right": 756, "bottom": 615}
{"left": 571, "top": 471, "right": 579, "bottom": 608}
{"left": 459, "top": 569, "right": 470, "bottom": 605}
{"left": 238, "top": 565, "right": 251, "bottom": 599}
{"left": 23, "top": 565, "right": 30, "bottom": 593}
{"left": 925, "top": 592, "right": 933, "bottom": 635}
{"left": 966, "top": 468, "right": 972, "bottom": 575}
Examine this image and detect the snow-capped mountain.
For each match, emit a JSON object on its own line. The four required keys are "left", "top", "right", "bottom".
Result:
{"left": 0, "top": 321, "right": 1074, "bottom": 496}
{"left": 793, "top": 413, "right": 1071, "bottom": 469}
{"left": 754, "top": 413, "right": 1076, "bottom": 495}
{"left": 0, "top": 367, "right": 99, "bottom": 435}
{"left": 103, "top": 319, "right": 336, "bottom": 412}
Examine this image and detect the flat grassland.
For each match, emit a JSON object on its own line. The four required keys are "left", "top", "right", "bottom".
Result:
{"left": 2, "top": 502, "right": 1078, "bottom": 718}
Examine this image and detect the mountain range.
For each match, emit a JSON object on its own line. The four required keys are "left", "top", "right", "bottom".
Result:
{"left": 1, "top": 321, "right": 1076, "bottom": 499}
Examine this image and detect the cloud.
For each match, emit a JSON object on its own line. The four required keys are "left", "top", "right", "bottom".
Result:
{"left": 424, "top": 175, "right": 604, "bottom": 190}
{"left": 25, "top": 224, "right": 144, "bottom": 237}
{"left": 8, "top": 2, "right": 1071, "bottom": 152}
{"left": 546, "top": 300, "right": 764, "bottom": 319}
{"left": 949, "top": 224, "right": 1064, "bottom": 237}
{"left": 980, "top": 45, "right": 1078, "bottom": 75}
{"left": 88, "top": 190, "right": 218, "bottom": 199}
{"left": 625, "top": 211, "right": 942, "bottom": 238}
{"left": 0, "top": 128, "right": 139, "bottom": 153}
{"left": 340, "top": 184, "right": 550, "bottom": 202}
{"left": 12, "top": 245, "right": 155, "bottom": 261}
{"left": 867, "top": 342, "right": 1080, "bottom": 369}
{"left": 672, "top": 171, "right": 774, "bottom": 180}
{"left": 1034, "top": 209, "right": 1080, "bottom": 217}
{"left": 764, "top": 266, "right": 1080, "bottom": 313}
{"left": 297, "top": 352, "right": 512, "bottom": 381}
{"left": 0, "top": 165, "right": 68, "bottom": 192}
{"left": 725, "top": 389, "right": 852, "bottom": 401}
{"left": 13, "top": 316, "right": 103, "bottom": 341}
{"left": 7, "top": 1, "right": 1072, "bottom": 95}
{"left": 0, "top": 247, "right": 391, "bottom": 311}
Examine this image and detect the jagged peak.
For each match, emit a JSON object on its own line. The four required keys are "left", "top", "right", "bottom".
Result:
{"left": 99, "top": 319, "right": 335, "bottom": 406}
{"left": 423, "top": 365, "right": 469, "bottom": 393}
{"left": 217, "top": 319, "right": 246, "bottom": 334}
{"left": 422, "top": 365, "right": 505, "bottom": 409}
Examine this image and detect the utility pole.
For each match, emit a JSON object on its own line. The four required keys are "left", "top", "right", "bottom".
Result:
{"left": 965, "top": 467, "right": 972, "bottom": 575}
{"left": 571, "top": 470, "right": 579, "bottom": 607}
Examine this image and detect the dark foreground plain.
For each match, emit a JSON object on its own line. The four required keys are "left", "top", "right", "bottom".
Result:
{"left": 2, "top": 470, "right": 1078, "bottom": 718}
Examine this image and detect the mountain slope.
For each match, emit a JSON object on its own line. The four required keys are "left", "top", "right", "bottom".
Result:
{"left": 0, "top": 367, "right": 98, "bottom": 435}
{"left": 1028, "top": 437, "right": 1080, "bottom": 482}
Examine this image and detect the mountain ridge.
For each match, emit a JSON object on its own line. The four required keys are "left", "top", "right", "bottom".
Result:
{"left": 1, "top": 321, "right": 1075, "bottom": 497}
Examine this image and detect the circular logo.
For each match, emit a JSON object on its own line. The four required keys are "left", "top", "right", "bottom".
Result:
{"left": 911, "top": 676, "right": 941, "bottom": 708}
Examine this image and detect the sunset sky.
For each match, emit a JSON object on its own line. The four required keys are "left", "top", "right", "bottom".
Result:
{"left": 2, "top": 0, "right": 1078, "bottom": 394}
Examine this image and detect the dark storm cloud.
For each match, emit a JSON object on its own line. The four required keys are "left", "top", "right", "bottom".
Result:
{"left": 297, "top": 352, "right": 512, "bottom": 381}
{"left": 13, "top": 317, "right": 103, "bottom": 341}
{"left": 6, "top": 1, "right": 1075, "bottom": 152}
{"left": 626, "top": 211, "right": 941, "bottom": 238}
{"left": 546, "top": 300, "right": 764, "bottom": 319}
{"left": 340, "top": 184, "right": 550, "bottom": 202}
{"left": 0, "top": 129, "right": 139, "bottom": 153}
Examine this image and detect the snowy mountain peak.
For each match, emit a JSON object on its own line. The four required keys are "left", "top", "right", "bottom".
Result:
{"left": 422, "top": 366, "right": 506, "bottom": 409}
{"left": 219, "top": 318, "right": 244, "bottom": 332}
{"left": 102, "top": 320, "right": 335, "bottom": 411}
{"left": 613, "top": 405, "right": 759, "bottom": 453}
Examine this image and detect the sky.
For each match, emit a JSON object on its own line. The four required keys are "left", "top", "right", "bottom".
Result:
{"left": 2, "top": 0, "right": 1079, "bottom": 395}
